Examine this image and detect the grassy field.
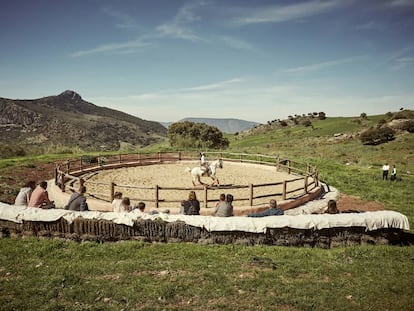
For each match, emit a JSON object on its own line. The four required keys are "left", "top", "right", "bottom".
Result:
{"left": 1, "top": 113, "right": 413, "bottom": 310}
{"left": 1, "top": 239, "right": 413, "bottom": 310}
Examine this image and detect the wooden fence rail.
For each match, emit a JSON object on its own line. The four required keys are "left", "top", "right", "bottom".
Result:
{"left": 55, "top": 151, "right": 319, "bottom": 209}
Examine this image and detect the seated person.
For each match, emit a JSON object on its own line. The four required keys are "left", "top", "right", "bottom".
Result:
{"left": 28, "top": 181, "right": 55, "bottom": 209}
{"left": 215, "top": 194, "right": 234, "bottom": 217}
{"left": 120, "top": 197, "right": 132, "bottom": 212}
{"left": 323, "top": 199, "right": 364, "bottom": 214}
{"left": 132, "top": 201, "right": 146, "bottom": 213}
{"left": 215, "top": 193, "right": 226, "bottom": 208}
{"left": 325, "top": 199, "right": 339, "bottom": 214}
{"left": 14, "top": 180, "right": 36, "bottom": 206}
{"left": 247, "top": 199, "right": 283, "bottom": 217}
{"left": 111, "top": 192, "right": 123, "bottom": 212}
{"left": 182, "top": 191, "right": 200, "bottom": 215}
{"left": 65, "top": 186, "right": 89, "bottom": 211}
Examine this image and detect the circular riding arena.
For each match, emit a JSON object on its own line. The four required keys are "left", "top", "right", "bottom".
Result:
{"left": 56, "top": 152, "right": 320, "bottom": 215}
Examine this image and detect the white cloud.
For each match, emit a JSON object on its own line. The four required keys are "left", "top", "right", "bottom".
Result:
{"left": 70, "top": 38, "right": 151, "bottom": 57}
{"left": 155, "top": 1, "right": 208, "bottom": 41}
{"left": 214, "top": 35, "right": 258, "bottom": 52}
{"left": 376, "top": 46, "right": 414, "bottom": 70}
{"left": 355, "top": 21, "right": 384, "bottom": 31}
{"left": 179, "top": 78, "right": 246, "bottom": 92}
{"left": 101, "top": 7, "right": 137, "bottom": 29}
{"left": 284, "top": 57, "right": 364, "bottom": 74}
{"left": 71, "top": 1, "right": 209, "bottom": 57}
{"left": 387, "top": 0, "right": 414, "bottom": 8}
{"left": 390, "top": 56, "right": 414, "bottom": 71}
{"left": 232, "top": 0, "right": 344, "bottom": 25}
{"left": 88, "top": 76, "right": 414, "bottom": 124}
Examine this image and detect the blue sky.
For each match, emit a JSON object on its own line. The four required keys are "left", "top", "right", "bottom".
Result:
{"left": 1, "top": 0, "right": 413, "bottom": 123}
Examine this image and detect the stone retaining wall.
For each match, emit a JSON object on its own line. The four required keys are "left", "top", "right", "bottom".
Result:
{"left": 0, "top": 218, "right": 411, "bottom": 248}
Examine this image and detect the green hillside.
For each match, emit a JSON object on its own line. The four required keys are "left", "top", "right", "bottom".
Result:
{"left": 144, "top": 112, "right": 414, "bottom": 226}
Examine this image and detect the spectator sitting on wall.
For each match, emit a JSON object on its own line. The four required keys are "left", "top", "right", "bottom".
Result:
{"left": 120, "top": 197, "right": 132, "bottom": 212}
{"left": 65, "top": 186, "right": 88, "bottom": 211}
{"left": 112, "top": 192, "right": 123, "bottom": 212}
{"left": 28, "top": 181, "right": 55, "bottom": 209}
{"left": 323, "top": 199, "right": 364, "bottom": 214}
{"left": 215, "top": 194, "right": 234, "bottom": 217}
{"left": 14, "top": 180, "right": 36, "bottom": 206}
{"left": 132, "top": 201, "right": 146, "bottom": 213}
{"left": 247, "top": 199, "right": 283, "bottom": 217}
{"left": 182, "top": 191, "right": 200, "bottom": 215}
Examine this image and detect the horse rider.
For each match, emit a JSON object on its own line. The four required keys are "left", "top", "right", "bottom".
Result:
{"left": 200, "top": 152, "right": 209, "bottom": 173}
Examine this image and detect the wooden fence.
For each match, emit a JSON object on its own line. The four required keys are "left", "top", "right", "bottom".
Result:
{"left": 55, "top": 151, "right": 319, "bottom": 209}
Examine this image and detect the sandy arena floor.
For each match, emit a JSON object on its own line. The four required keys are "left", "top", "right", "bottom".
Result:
{"left": 79, "top": 161, "right": 311, "bottom": 211}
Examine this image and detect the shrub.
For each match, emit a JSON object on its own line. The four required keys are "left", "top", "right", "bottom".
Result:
{"left": 301, "top": 119, "right": 312, "bottom": 127}
{"left": 318, "top": 112, "right": 326, "bottom": 120}
{"left": 0, "top": 144, "right": 26, "bottom": 159}
{"left": 360, "top": 126, "right": 395, "bottom": 145}
{"left": 396, "top": 120, "right": 414, "bottom": 132}
{"left": 392, "top": 110, "right": 414, "bottom": 120}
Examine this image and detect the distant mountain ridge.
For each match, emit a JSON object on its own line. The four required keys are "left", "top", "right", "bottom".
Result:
{"left": 0, "top": 90, "right": 166, "bottom": 151}
{"left": 162, "top": 117, "right": 260, "bottom": 134}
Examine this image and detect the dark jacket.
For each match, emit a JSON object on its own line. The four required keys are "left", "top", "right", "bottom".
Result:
{"left": 183, "top": 199, "right": 200, "bottom": 215}
{"left": 65, "top": 193, "right": 88, "bottom": 211}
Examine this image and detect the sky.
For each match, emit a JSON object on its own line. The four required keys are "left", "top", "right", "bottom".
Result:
{"left": 1, "top": 0, "right": 413, "bottom": 124}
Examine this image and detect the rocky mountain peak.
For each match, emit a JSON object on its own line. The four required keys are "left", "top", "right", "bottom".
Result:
{"left": 59, "top": 90, "right": 82, "bottom": 101}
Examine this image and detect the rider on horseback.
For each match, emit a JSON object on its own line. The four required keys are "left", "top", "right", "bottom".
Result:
{"left": 200, "top": 152, "right": 209, "bottom": 174}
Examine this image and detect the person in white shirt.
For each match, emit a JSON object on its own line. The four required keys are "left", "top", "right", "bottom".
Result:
{"left": 382, "top": 163, "right": 390, "bottom": 180}
{"left": 14, "top": 180, "right": 36, "bottom": 206}
{"left": 111, "top": 192, "right": 123, "bottom": 212}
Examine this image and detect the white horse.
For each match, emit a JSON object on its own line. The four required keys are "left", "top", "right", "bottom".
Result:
{"left": 186, "top": 159, "right": 223, "bottom": 186}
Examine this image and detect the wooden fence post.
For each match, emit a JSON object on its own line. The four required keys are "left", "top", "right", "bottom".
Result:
{"left": 60, "top": 173, "right": 65, "bottom": 192}
{"left": 287, "top": 160, "right": 291, "bottom": 174}
{"left": 304, "top": 176, "right": 308, "bottom": 193}
{"left": 110, "top": 182, "right": 115, "bottom": 201}
{"left": 276, "top": 156, "right": 280, "bottom": 171}
{"left": 282, "top": 180, "right": 287, "bottom": 200}
{"left": 66, "top": 161, "right": 70, "bottom": 174}
{"left": 54, "top": 167, "right": 58, "bottom": 185}
{"left": 204, "top": 185, "right": 208, "bottom": 208}
{"left": 315, "top": 170, "right": 319, "bottom": 186}
{"left": 249, "top": 184, "right": 253, "bottom": 207}
{"left": 178, "top": 151, "right": 182, "bottom": 161}
{"left": 119, "top": 154, "right": 122, "bottom": 164}
{"left": 155, "top": 185, "right": 159, "bottom": 208}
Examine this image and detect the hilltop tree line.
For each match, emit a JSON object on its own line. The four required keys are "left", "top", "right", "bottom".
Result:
{"left": 167, "top": 121, "right": 229, "bottom": 149}
{"left": 266, "top": 112, "right": 326, "bottom": 126}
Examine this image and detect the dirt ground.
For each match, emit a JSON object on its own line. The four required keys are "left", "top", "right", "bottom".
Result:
{"left": 0, "top": 160, "right": 384, "bottom": 212}
{"left": 82, "top": 161, "right": 310, "bottom": 209}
